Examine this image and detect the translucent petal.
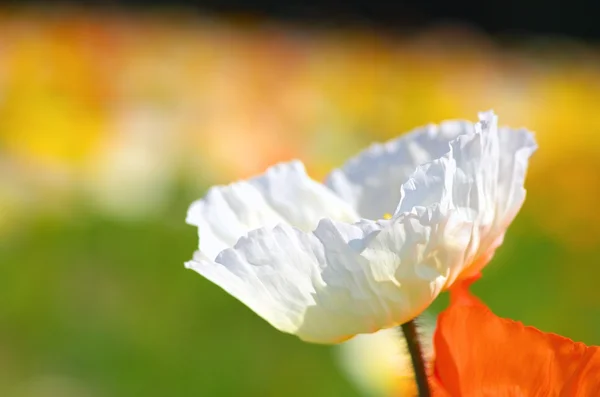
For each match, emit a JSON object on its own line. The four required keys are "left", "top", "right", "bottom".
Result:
{"left": 186, "top": 161, "right": 359, "bottom": 260}
{"left": 186, "top": 206, "right": 472, "bottom": 343}
{"left": 325, "top": 120, "right": 474, "bottom": 219}
{"left": 396, "top": 111, "right": 537, "bottom": 282}
{"left": 431, "top": 280, "right": 600, "bottom": 395}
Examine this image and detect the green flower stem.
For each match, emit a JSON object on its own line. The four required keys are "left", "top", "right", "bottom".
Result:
{"left": 400, "top": 319, "right": 431, "bottom": 397}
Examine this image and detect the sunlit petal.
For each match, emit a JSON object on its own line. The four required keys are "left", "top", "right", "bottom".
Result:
{"left": 325, "top": 120, "right": 474, "bottom": 219}
{"left": 186, "top": 160, "right": 359, "bottom": 260}
{"left": 397, "top": 111, "right": 537, "bottom": 282}
{"left": 187, "top": 207, "right": 470, "bottom": 343}
{"left": 431, "top": 280, "right": 600, "bottom": 395}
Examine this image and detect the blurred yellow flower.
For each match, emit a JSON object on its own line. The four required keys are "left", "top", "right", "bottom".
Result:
{"left": 0, "top": 9, "right": 597, "bottom": 259}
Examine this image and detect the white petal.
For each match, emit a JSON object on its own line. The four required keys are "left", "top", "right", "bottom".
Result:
{"left": 186, "top": 206, "right": 472, "bottom": 343}
{"left": 325, "top": 120, "right": 475, "bottom": 219}
{"left": 496, "top": 124, "right": 538, "bottom": 221}
{"left": 396, "top": 111, "right": 537, "bottom": 282}
{"left": 186, "top": 161, "right": 359, "bottom": 260}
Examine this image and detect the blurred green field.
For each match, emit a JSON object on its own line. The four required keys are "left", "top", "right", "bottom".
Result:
{"left": 2, "top": 173, "right": 599, "bottom": 397}
{"left": 1, "top": 185, "right": 361, "bottom": 397}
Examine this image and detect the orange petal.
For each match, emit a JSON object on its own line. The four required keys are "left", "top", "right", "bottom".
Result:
{"left": 430, "top": 280, "right": 600, "bottom": 396}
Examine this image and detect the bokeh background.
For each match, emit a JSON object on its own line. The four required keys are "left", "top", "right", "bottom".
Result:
{"left": 1, "top": 2, "right": 600, "bottom": 396}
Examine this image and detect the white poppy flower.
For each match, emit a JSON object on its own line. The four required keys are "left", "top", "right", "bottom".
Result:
{"left": 185, "top": 111, "right": 536, "bottom": 343}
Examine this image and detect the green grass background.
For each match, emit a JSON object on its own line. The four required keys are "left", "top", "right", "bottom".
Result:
{"left": 1, "top": 179, "right": 599, "bottom": 397}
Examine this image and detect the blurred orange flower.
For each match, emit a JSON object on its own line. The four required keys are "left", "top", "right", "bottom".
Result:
{"left": 430, "top": 278, "right": 600, "bottom": 396}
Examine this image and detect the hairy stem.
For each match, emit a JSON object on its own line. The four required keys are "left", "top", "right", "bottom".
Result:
{"left": 400, "top": 319, "right": 431, "bottom": 397}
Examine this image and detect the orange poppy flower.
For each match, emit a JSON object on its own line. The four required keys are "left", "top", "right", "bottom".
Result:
{"left": 430, "top": 277, "right": 600, "bottom": 396}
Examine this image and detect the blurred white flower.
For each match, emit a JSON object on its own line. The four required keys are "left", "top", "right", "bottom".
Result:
{"left": 336, "top": 314, "right": 436, "bottom": 397}
{"left": 85, "top": 106, "right": 179, "bottom": 219}
{"left": 185, "top": 111, "right": 536, "bottom": 343}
